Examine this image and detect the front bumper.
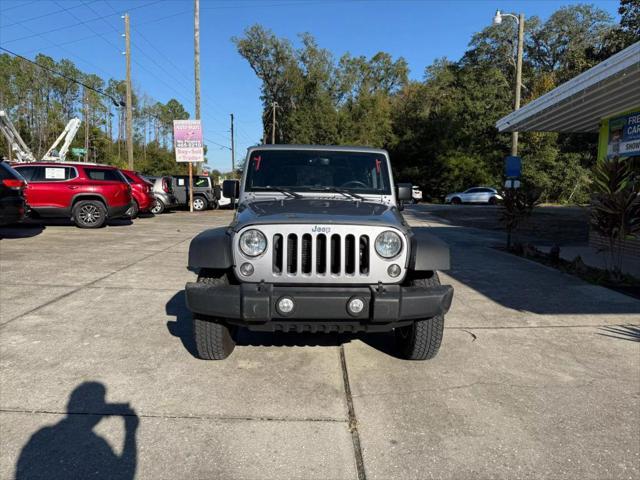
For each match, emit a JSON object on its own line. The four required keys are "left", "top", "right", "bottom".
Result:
{"left": 185, "top": 282, "right": 453, "bottom": 332}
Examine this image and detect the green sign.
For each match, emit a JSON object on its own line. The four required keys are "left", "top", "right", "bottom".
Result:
{"left": 71, "top": 148, "right": 86, "bottom": 156}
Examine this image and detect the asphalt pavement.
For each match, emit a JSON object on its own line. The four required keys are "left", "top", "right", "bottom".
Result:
{"left": 1, "top": 205, "right": 638, "bottom": 479}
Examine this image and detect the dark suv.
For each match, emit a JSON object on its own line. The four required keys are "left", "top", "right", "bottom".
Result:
{"left": 173, "top": 175, "right": 218, "bottom": 211}
{"left": 0, "top": 160, "right": 27, "bottom": 225}
{"left": 13, "top": 162, "right": 132, "bottom": 228}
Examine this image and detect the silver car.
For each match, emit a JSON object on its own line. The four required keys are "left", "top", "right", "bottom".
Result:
{"left": 445, "top": 187, "right": 502, "bottom": 205}
{"left": 144, "top": 176, "right": 178, "bottom": 214}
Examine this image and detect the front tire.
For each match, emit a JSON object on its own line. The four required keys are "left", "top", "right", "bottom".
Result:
{"left": 395, "top": 272, "right": 445, "bottom": 360}
{"left": 72, "top": 200, "right": 107, "bottom": 228}
{"left": 192, "top": 270, "right": 236, "bottom": 360}
{"left": 451, "top": 197, "right": 461, "bottom": 205}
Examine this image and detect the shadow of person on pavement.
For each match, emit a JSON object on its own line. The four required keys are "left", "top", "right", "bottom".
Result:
{"left": 15, "top": 382, "right": 138, "bottom": 480}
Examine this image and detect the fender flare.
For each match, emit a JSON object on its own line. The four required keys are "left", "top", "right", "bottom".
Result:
{"left": 71, "top": 192, "right": 108, "bottom": 206}
{"left": 188, "top": 227, "right": 233, "bottom": 270}
{"left": 408, "top": 229, "right": 450, "bottom": 271}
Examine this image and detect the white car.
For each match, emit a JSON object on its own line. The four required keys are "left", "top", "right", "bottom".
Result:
{"left": 412, "top": 185, "right": 422, "bottom": 203}
{"left": 445, "top": 187, "right": 502, "bottom": 205}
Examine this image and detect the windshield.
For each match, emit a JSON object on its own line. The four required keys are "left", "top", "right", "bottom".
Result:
{"left": 244, "top": 149, "right": 391, "bottom": 195}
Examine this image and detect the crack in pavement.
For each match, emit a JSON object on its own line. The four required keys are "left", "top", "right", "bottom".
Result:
{"left": 0, "top": 408, "right": 346, "bottom": 423}
{"left": 445, "top": 324, "right": 640, "bottom": 330}
{"left": 351, "top": 378, "right": 605, "bottom": 399}
{"left": 340, "top": 345, "right": 367, "bottom": 480}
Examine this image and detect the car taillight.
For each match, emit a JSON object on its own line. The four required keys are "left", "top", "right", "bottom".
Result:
{"left": 2, "top": 179, "right": 25, "bottom": 190}
{"left": 162, "top": 179, "right": 169, "bottom": 193}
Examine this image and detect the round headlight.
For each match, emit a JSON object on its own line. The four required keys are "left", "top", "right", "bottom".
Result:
{"left": 375, "top": 230, "right": 402, "bottom": 258}
{"left": 239, "top": 229, "right": 267, "bottom": 257}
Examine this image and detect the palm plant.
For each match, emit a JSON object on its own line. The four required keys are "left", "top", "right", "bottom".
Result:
{"left": 590, "top": 156, "right": 640, "bottom": 277}
{"left": 500, "top": 186, "right": 541, "bottom": 249}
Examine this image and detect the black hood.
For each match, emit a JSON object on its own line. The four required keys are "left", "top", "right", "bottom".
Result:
{"left": 232, "top": 198, "right": 408, "bottom": 231}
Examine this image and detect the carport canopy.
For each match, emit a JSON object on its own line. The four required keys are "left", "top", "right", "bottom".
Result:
{"left": 496, "top": 41, "right": 640, "bottom": 133}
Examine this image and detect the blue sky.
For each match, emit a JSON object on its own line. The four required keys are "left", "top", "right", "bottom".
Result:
{"left": 0, "top": 0, "right": 621, "bottom": 171}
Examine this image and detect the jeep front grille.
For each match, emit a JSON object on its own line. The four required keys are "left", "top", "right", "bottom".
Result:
{"left": 234, "top": 225, "right": 408, "bottom": 284}
{"left": 272, "top": 232, "right": 370, "bottom": 276}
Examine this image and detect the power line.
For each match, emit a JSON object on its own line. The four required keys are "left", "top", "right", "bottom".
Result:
{"left": 53, "top": 0, "right": 122, "bottom": 54}
{"left": 0, "top": 0, "right": 163, "bottom": 44}
{"left": 2, "top": 0, "right": 98, "bottom": 28}
{"left": 204, "top": 137, "right": 231, "bottom": 151}
{"left": 0, "top": 13, "right": 120, "bottom": 81}
{"left": 101, "top": 1, "right": 232, "bottom": 129}
{"left": 0, "top": 46, "right": 124, "bottom": 107}
{"left": 0, "top": 0, "right": 38, "bottom": 13}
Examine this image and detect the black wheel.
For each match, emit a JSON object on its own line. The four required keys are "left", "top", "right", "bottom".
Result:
{"left": 151, "top": 199, "right": 165, "bottom": 214}
{"left": 128, "top": 200, "right": 139, "bottom": 219}
{"left": 209, "top": 199, "right": 219, "bottom": 210}
{"left": 193, "top": 270, "right": 236, "bottom": 360}
{"left": 451, "top": 197, "right": 461, "bottom": 205}
{"left": 72, "top": 200, "right": 107, "bottom": 228}
{"left": 193, "top": 196, "right": 207, "bottom": 211}
{"left": 488, "top": 196, "right": 497, "bottom": 205}
{"left": 395, "top": 272, "right": 445, "bottom": 360}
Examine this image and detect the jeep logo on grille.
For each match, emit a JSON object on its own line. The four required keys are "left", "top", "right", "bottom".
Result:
{"left": 311, "top": 225, "right": 331, "bottom": 233}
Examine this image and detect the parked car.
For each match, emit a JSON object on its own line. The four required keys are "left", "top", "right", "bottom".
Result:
{"left": 144, "top": 175, "right": 177, "bottom": 214}
{"left": 185, "top": 145, "right": 453, "bottom": 361}
{"left": 0, "top": 160, "right": 27, "bottom": 225}
{"left": 120, "top": 169, "right": 155, "bottom": 218}
{"left": 444, "top": 187, "right": 503, "bottom": 205}
{"left": 412, "top": 185, "right": 423, "bottom": 203}
{"left": 172, "top": 175, "right": 218, "bottom": 211}
{"left": 13, "top": 162, "right": 132, "bottom": 228}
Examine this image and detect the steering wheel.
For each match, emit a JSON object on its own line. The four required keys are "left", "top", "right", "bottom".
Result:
{"left": 340, "top": 180, "right": 368, "bottom": 188}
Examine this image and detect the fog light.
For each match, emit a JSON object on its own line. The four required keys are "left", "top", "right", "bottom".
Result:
{"left": 239, "top": 262, "right": 254, "bottom": 276}
{"left": 387, "top": 264, "right": 401, "bottom": 277}
{"left": 277, "top": 296, "right": 295, "bottom": 315}
{"left": 347, "top": 297, "right": 365, "bottom": 316}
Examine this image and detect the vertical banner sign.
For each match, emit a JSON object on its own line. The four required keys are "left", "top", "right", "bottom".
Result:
{"left": 608, "top": 112, "right": 640, "bottom": 158}
{"left": 505, "top": 156, "right": 522, "bottom": 178}
{"left": 173, "top": 120, "right": 204, "bottom": 162}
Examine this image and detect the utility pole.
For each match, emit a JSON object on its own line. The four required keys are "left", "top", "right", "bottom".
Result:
{"left": 83, "top": 86, "right": 89, "bottom": 162}
{"left": 230, "top": 113, "right": 235, "bottom": 176}
{"left": 190, "top": 0, "right": 200, "bottom": 212}
{"left": 124, "top": 13, "right": 133, "bottom": 170}
{"left": 271, "top": 101, "right": 278, "bottom": 144}
{"left": 511, "top": 12, "right": 525, "bottom": 157}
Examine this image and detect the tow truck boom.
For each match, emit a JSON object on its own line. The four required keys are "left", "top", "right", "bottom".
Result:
{"left": 42, "top": 117, "right": 81, "bottom": 162}
{"left": 0, "top": 110, "right": 36, "bottom": 163}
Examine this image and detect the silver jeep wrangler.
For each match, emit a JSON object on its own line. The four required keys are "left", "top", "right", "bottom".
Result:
{"left": 185, "top": 145, "right": 453, "bottom": 360}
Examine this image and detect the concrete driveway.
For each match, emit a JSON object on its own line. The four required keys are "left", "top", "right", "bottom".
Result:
{"left": 1, "top": 206, "right": 638, "bottom": 479}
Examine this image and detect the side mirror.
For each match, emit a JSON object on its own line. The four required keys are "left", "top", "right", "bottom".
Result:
{"left": 222, "top": 179, "right": 239, "bottom": 199}
{"left": 396, "top": 183, "right": 412, "bottom": 201}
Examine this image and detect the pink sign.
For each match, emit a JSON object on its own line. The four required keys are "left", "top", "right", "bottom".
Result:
{"left": 173, "top": 120, "right": 204, "bottom": 163}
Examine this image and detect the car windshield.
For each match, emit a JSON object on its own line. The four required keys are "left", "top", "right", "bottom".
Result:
{"left": 244, "top": 149, "right": 391, "bottom": 195}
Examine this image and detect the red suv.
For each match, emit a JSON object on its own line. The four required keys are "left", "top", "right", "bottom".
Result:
{"left": 13, "top": 162, "right": 132, "bottom": 228}
{"left": 120, "top": 169, "right": 155, "bottom": 218}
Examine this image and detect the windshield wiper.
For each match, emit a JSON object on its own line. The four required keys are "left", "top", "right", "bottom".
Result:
{"left": 252, "top": 186, "right": 302, "bottom": 198}
{"left": 309, "top": 186, "right": 364, "bottom": 201}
